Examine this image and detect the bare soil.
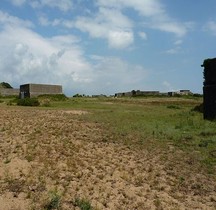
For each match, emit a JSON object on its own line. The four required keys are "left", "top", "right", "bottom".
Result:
{"left": 0, "top": 106, "right": 215, "bottom": 210}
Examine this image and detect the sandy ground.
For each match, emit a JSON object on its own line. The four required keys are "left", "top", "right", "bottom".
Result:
{"left": 0, "top": 106, "right": 215, "bottom": 210}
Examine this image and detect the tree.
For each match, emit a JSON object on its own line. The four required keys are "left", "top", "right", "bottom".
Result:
{"left": 0, "top": 82, "right": 13, "bottom": 89}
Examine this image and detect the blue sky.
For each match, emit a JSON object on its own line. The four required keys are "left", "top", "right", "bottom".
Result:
{"left": 0, "top": 0, "right": 216, "bottom": 96}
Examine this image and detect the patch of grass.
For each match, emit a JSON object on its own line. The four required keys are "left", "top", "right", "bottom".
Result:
{"left": 38, "top": 94, "right": 68, "bottom": 101}
{"left": 33, "top": 96, "right": 215, "bottom": 173}
{"left": 167, "top": 105, "right": 181, "bottom": 109}
{"left": 43, "top": 190, "right": 61, "bottom": 210}
{"left": 17, "top": 98, "right": 40, "bottom": 106}
{"left": 74, "top": 197, "right": 93, "bottom": 210}
{"left": 4, "top": 158, "right": 11, "bottom": 164}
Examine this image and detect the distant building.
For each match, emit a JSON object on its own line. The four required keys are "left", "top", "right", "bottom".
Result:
{"left": 115, "top": 90, "right": 160, "bottom": 97}
{"left": 115, "top": 89, "right": 193, "bottom": 97}
{"left": 168, "top": 90, "right": 192, "bottom": 96}
{"left": 20, "top": 83, "right": 63, "bottom": 98}
{"left": 179, "top": 90, "right": 192, "bottom": 95}
{"left": 168, "top": 91, "right": 176, "bottom": 97}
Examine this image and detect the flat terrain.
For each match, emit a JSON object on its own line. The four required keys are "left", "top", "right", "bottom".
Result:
{"left": 0, "top": 97, "right": 215, "bottom": 210}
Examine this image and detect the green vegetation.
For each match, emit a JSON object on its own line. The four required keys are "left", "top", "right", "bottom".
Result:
{"left": 0, "top": 95, "right": 215, "bottom": 173}
{"left": 38, "top": 94, "right": 68, "bottom": 101}
{"left": 74, "top": 198, "right": 93, "bottom": 210}
{"left": 49, "top": 96, "right": 215, "bottom": 173}
{"left": 17, "top": 98, "right": 40, "bottom": 106}
{"left": 73, "top": 93, "right": 84, "bottom": 97}
{"left": 0, "top": 82, "right": 13, "bottom": 89}
{"left": 44, "top": 190, "right": 61, "bottom": 210}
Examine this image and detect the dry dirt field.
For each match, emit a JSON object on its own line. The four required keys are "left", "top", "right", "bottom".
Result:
{"left": 0, "top": 105, "right": 216, "bottom": 210}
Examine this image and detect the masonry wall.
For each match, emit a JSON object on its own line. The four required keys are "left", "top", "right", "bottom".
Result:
{"left": 20, "top": 84, "right": 63, "bottom": 98}
{"left": 0, "top": 88, "right": 19, "bottom": 96}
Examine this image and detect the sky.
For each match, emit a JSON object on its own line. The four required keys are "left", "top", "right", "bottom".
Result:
{"left": 0, "top": 0, "right": 216, "bottom": 96}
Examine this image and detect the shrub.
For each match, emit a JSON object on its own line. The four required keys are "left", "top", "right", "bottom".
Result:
{"left": 44, "top": 191, "right": 61, "bottom": 210}
{"left": 38, "top": 94, "right": 68, "bottom": 101}
{"left": 73, "top": 93, "right": 83, "bottom": 97}
{"left": 74, "top": 198, "right": 93, "bottom": 210}
{"left": 167, "top": 105, "right": 181, "bottom": 109}
{"left": 0, "top": 82, "right": 13, "bottom": 88}
{"left": 192, "top": 103, "right": 203, "bottom": 113}
{"left": 17, "top": 98, "right": 40, "bottom": 106}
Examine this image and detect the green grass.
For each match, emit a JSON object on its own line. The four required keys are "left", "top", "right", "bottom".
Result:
{"left": 74, "top": 197, "right": 93, "bottom": 210}
{"left": 5, "top": 95, "right": 215, "bottom": 173}
{"left": 43, "top": 190, "right": 61, "bottom": 210}
{"left": 49, "top": 96, "right": 216, "bottom": 173}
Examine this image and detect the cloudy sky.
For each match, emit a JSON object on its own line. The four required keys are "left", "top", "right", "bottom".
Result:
{"left": 0, "top": 0, "right": 216, "bottom": 96}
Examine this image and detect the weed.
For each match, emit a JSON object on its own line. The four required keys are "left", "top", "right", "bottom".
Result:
{"left": 179, "top": 176, "right": 185, "bottom": 184}
{"left": 25, "top": 154, "right": 34, "bottom": 162}
{"left": 74, "top": 197, "right": 93, "bottom": 210}
{"left": 154, "top": 198, "right": 163, "bottom": 210}
{"left": 134, "top": 175, "right": 144, "bottom": 186}
{"left": 167, "top": 105, "right": 181, "bottom": 109}
{"left": 44, "top": 190, "right": 61, "bottom": 210}
{"left": 4, "top": 158, "right": 11, "bottom": 164}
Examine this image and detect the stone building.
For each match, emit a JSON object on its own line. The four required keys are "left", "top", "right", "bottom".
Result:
{"left": 20, "top": 83, "right": 63, "bottom": 98}
{"left": 115, "top": 90, "right": 160, "bottom": 97}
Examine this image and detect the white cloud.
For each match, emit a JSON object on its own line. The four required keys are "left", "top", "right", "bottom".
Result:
{"left": 38, "top": 15, "right": 50, "bottom": 26}
{"left": 15, "top": 0, "right": 73, "bottom": 12}
{"left": 108, "top": 30, "right": 134, "bottom": 49}
{"left": 38, "top": 14, "right": 63, "bottom": 27}
{"left": 0, "top": 23, "right": 93, "bottom": 93}
{"left": 0, "top": 11, "right": 33, "bottom": 28}
{"left": 10, "top": 0, "right": 26, "bottom": 6}
{"left": 0, "top": 12, "right": 148, "bottom": 95}
{"left": 138, "top": 32, "right": 147, "bottom": 40}
{"left": 174, "top": 40, "right": 183, "bottom": 45}
{"left": 89, "top": 56, "right": 147, "bottom": 94}
{"left": 205, "top": 20, "right": 216, "bottom": 35}
{"left": 151, "top": 21, "right": 187, "bottom": 37}
{"left": 9, "top": 0, "right": 73, "bottom": 11}
{"left": 96, "top": 0, "right": 189, "bottom": 37}
{"left": 162, "top": 81, "right": 175, "bottom": 91}
{"left": 34, "top": 0, "right": 190, "bottom": 49}
{"left": 165, "top": 48, "right": 179, "bottom": 54}
{"left": 74, "top": 7, "right": 134, "bottom": 49}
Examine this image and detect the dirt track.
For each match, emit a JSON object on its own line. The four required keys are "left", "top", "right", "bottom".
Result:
{"left": 0, "top": 107, "right": 215, "bottom": 209}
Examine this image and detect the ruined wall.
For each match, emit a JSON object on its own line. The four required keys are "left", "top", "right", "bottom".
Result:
{"left": 202, "top": 58, "right": 216, "bottom": 120}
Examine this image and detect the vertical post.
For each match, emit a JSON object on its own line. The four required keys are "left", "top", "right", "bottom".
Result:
{"left": 202, "top": 58, "right": 216, "bottom": 120}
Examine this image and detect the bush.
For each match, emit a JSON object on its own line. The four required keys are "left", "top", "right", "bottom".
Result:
{"left": 192, "top": 103, "right": 203, "bottom": 113}
{"left": 38, "top": 94, "right": 68, "bottom": 101}
{"left": 74, "top": 198, "right": 93, "bottom": 210}
{"left": 167, "top": 105, "right": 181, "bottom": 109}
{"left": 0, "top": 82, "right": 13, "bottom": 88}
{"left": 17, "top": 98, "right": 40, "bottom": 106}
{"left": 73, "top": 93, "right": 83, "bottom": 97}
